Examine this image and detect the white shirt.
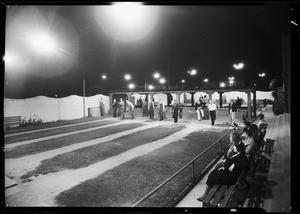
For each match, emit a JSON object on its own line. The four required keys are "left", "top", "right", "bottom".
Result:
{"left": 127, "top": 101, "right": 134, "bottom": 110}
{"left": 208, "top": 103, "right": 216, "bottom": 111}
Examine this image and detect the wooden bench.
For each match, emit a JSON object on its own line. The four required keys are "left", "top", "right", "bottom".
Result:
{"left": 4, "top": 116, "right": 21, "bottom": 129}
{"left": 259, "top": 138, "right": 274, "bottom": 171}
{"left": 203, "top": 170, "right": 247, "bottom": 207}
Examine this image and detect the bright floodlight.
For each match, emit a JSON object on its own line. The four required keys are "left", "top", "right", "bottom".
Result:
{"left": 128, "top": 83, "right": 135, "bottom": 89}
{"left": 111, "top": 2, "right": 144, "bottom": 29}
{"left": 5, "top": 6, "right": 80, "bottom": 78}
{"left": 153, "top": 72, "right": 160, "bottom": 79}
{"left": 29, "top": 31, "right": 57, "bottom": 54}
{"left": 259, "top": 73, "right": 266, "bottom": 77}
{"left": 233, "top": 63, "right": 244, "bottom": 70}
{"left": 229, "top": 80, "right": 234, "bottom": 85}
{"left": 124, "top": 74, "right": 131, "bottom": 80}
{"left": 181, "top": 79, "right": 185, "bottom": 83}
{"left": 159, "top": 78, "right": 166, "bottom": 84}
{"left": 3, "top": 54, "right": 15, "bottom": 64}
{"left": 203, "top": 78, "right": 208, "bottom": 82}
{"left": 148, "top": 84, "right": 154, "bottom": 90}
{"left": 220, "top": 82, "right": 226, "bottom": 88}
{"left": 94, "top": 3, "right": 158, "bottom": 42}
{"left": 102, "top": 75, "right": 107, "bottom": 79}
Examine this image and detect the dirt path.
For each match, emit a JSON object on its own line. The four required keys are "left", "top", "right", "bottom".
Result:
{"left": 5, "top": 121, "right": 213, "bottom": 207}
{"left": 5, "top": 120, "right": 176, "bottom": 179}
{"left": 5, "top": 119, "right": 136, "bottom": 149}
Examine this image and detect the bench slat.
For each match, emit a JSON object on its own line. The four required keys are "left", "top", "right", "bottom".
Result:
{"left": 220, "top": 185, "right": 235, "bottom": 207}
{"left": 210, "top": 185, "right": 227, "bottom": 207}
{"left": 4, "top": 116, "right": 21, "bottom": 129}
{"left": 203, "top": 170, "right": 247, "bottom": 208}
{"left": 203, "top": 185, "right": 220, "bottom": 207}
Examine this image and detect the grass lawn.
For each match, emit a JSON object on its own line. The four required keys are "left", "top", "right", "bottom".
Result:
{"left": 4, "top": 120, "right": 117, "bottom": 144}
{"left": 5, "top": 123, "right": 144, "bottom": 159}
{"left": 54, "top": 129, "right": 230, "bottom": 207}
{"left": 21, "top": 125, "right": 186, "bottom": 179}
{"left": 5, "top": 116, "right": 105, "bottom": 135}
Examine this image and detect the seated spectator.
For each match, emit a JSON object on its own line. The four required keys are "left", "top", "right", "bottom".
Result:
{"left": 243, "top": 121, "right": 252, "bottom": 132}
{"left": 250, "top": 124, "right": 260, "bottom": 147}
{"left": 197, "top": 141, "right": 250, "bottom": 201}
{"left": 258, "top": 114, "right": 268, "bottom": 141}
{"left": 214, "top": 132, "right": 241, "bottom": 170}
{"left": 242, "top": 129, "right": 255, "bottom": 158}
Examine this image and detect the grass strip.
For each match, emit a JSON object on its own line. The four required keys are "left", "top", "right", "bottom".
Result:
{"left": 5, "top": 120, "right": 117, "bottom": 144}
{"left": 5, "top": 116, "right": 105, "bottom": 135}
{"left": 21, "top": 125, "right": 186, "bottom": 179}
{"left": 54, "top": 129, "right": 230, "bottom": 207}
{"left": 6, "top": 123, "right": 144, "bottom": 159}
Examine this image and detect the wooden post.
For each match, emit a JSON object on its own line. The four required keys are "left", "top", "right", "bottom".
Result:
{"left": 247, "top": 90, "right": 251, "bottom": 121}
{"left": 253, "top": 90, "right": 257, "bottom": 118}
{"left": 191, "top": 92, "right": 195, "bottom": 106}
{"left": 219, "top": 92, "right": 223, "bottom": 108}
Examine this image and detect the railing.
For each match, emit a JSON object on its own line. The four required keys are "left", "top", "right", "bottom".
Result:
{"left": 131, "top": 107, "right": 264, "bottom": 207}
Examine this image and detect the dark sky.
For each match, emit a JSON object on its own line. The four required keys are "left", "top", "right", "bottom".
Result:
{"left": 2, "top": 2, "right": 292, "bottom": 98}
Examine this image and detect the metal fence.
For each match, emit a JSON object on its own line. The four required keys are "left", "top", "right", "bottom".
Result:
{"left": 131, "top": 108, "right": 264, "bottom": 207}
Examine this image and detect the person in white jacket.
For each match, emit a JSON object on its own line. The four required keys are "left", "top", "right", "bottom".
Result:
{"left": 126, "top": 100, "right": 135, "bottom": 120}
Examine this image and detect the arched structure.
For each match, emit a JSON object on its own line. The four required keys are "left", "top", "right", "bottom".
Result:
{"left": 108, "top": 87, "right": 258, "bottom": 121}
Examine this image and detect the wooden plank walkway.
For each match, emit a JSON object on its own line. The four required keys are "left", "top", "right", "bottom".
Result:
{"left": 262, "top": 113, "right": 291, "bottom": 212}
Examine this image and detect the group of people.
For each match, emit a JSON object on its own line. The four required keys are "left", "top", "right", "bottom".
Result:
{"left": 195, "top": 97, "right": 217, "bottom": 126}
{"left": 147, "top": 98, "right": 181, "bottom": 123}
{"left": 112, "top": 98, "right": 135, "bottom": 119}
{"left": 197, "top": 113, "right": 268, "bottom": 201}
{"left": 110, "top": 97, "right": 181, "bottom": 123}
{"left": 194, "top": 96, "right": 208, "bottom": 121}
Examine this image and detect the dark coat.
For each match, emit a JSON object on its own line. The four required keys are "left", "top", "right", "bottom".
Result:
{"left": 206, "top": 152, "right": 250, "bottom": 187}
{"left": 229, "top": 102, "right": 237, "bottom": 112}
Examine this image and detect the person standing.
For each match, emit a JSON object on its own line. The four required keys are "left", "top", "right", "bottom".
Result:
{"left": 138, "top": 96, "right": 143, "bottom": 108}
{"left": 126, "top": 100, "right": 135, "bottom": 119}
{"left": 171, "top": 99, "right": 180, "bottom": 123}
{"left": 229, "top": 100, "right": 237, "bottom": 126}
{"left": 208, "top": 100, "right": 217, "bottom": 126}
{"left": 119, "top": 98, "right": 125, "bottom": 119}
{"left": 142, "top": 98, "right": 148, "bottom": 117}
{"left": 99, "top": 98, "right": 105, "bottom": 117}
{"left": 112, "top": 99, "right": 118, "bottom": 117}
{"left": 195, "top": 100, "right": 204, "bottom": 121}
{"left": 148, "top": 98, "right": 155, "bottom": 119}
{"left": 158, "top": 99, "right": 165, "bottom": 121}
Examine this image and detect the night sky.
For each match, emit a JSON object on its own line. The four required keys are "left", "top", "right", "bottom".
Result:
{"left": 2, "top": 2, "right": 292, "bottom": 98}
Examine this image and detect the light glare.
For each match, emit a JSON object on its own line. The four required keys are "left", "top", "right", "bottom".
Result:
{"left": 159, "top": 78, "right": 166, "bottom": 84}
{"left": 128, "top": 83, "right": 135, "bottom": 89}
{"left": 233, "top": 63, "right": 244, "bottom": 70}
{"left": 153, "top": 72, "right": 160, "bottom": 79}
{"left": 220, "top": 82, "right": 226, "bottom": 88}
{"left": 148, "top": 84, "right": 154, "bottom": 90}
{"left": 124, "top": 74, "right": 131, "bottom": 80}
{"left": 259, "top": 73, "right": 266, "bottom": 77}
{"left": 29, "top": 31, "right": 57, "bottom": 54}
{"left": 94, "top": 4, "right": 158, "bottom": 42}
{"left": 188, "top": 69, "right": 197, "bottom": 75}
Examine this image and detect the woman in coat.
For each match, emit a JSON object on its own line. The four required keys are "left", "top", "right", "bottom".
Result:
{"left": 197, "top": 141, "right": 250, "bottom": 201}
{"left": 171, "top": 99, "right": 179, "bottom": 123}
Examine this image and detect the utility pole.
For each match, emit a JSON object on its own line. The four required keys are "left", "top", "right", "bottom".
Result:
{"left": 83, "top": 77, "right": 86, "bottom": 118}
